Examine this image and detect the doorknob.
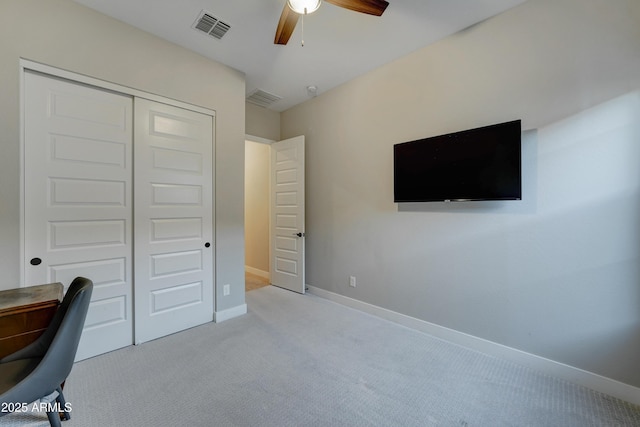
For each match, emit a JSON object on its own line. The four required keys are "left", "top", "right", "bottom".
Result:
{"left": 205, "top": 242, "right": 211, "bottom": 248}
{"left": 30, "top": 257, "right": 42, "bottom": 266}
{"left": 293, "top": 232, "right": 305, "bottom": 237}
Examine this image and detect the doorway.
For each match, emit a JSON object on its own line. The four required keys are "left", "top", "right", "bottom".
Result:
{"left": 245, "top": 139, "right": 271, "bottom": 291}
{"left": 244, "top": 135, "right": 306, "bottom": 294}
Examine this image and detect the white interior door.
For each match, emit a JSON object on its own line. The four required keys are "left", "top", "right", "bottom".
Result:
{"left": 24, "top": 71, "right": 133, "bottom": 360}
{"left": 134, "top": 98, "right": 214, "bottom": 344}
{"left": 270, "top": 136, "right": 305, "bottom": 294}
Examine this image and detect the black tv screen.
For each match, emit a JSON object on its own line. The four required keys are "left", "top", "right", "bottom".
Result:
{"left": 394, "top": 120, "right": 521, "bottom": 202}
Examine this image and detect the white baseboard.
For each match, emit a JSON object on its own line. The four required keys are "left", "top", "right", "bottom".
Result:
{"left": 307, "top": 285, "right": 640, "bottom": 406}
{"left": 214, "top": 304, "right": 247, "bottom": 323}
{"left": 245, "top": 265, "right": 269, "bottom": 280}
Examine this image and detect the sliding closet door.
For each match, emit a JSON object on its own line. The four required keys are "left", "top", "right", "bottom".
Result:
{"left": 24, "top": 71, "right": 134, "bottom": 360}
{"left": 133, "top": 98, "right": 214, "bottom": 344}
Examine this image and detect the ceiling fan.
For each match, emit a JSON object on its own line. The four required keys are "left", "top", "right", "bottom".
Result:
{"left": 274, "top": 0, "right": 389, "bottom": 45}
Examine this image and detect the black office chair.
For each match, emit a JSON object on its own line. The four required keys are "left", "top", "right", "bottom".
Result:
{"left": 0, "top": 277, "right": 93, "bottom": 427}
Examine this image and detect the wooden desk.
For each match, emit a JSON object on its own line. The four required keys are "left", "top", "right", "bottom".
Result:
{"left": 0, "top": 283, "right": 64, "bottom": 359}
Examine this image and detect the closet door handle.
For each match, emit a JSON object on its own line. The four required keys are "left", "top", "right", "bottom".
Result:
{"left": 204, "top": 242, "right": 211, "bottom": 248}
{"left": 30, "top": 257, "right": 42, "bottom": 266}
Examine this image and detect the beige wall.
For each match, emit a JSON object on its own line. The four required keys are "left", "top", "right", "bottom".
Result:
{"left": 0, "top": 0, "right": 246, "bottom": 312}
{"left": 246, "top": 102, "right": 281, "bottom": 141}
{"left": 245, "top": 141, "right": 271, "bottom": 274}
{"left": 244, "top": 101, "right": 280, "bottom": 277}
{"left": 282, "top": 0, "right": 640, "bottom": 387}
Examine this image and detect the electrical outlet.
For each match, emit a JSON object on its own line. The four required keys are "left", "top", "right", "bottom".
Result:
{"left": 223, "top": 284, "right": 230, "bottom": 296}
{"left": 349, "top": 276, "right": 356, "bottom": 288}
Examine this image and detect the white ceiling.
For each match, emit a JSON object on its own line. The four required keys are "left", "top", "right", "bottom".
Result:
{"left": 72, "top": 0, "right": 527, "bottom": 112}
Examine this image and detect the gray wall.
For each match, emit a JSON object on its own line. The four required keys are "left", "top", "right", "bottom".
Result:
{"left": 281, "top": 0, "right": 640, "bottom": 386}
{"left": 0, "top": 0, "right": 246, "bottom": 312}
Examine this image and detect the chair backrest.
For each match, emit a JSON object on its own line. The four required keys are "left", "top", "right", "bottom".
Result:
{"left": 0, "top": 277, "right": 93, "bottom": 407}
{"left": 1, "top": 277, "right": 93, "bottom": 363}
{"left": 40, "top": 277, "right": 93, "bottom": 385}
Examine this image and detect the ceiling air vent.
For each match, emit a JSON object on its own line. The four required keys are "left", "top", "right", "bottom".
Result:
{"left": 193, "top": 11, "right": 230, "bottom": 40}
{"left": 246, "top": 89, "right": 282, "bottom": 108}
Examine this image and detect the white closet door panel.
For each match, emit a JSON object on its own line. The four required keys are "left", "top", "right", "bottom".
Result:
{"left": 24, "top": 71, "right": 134, "bottom": 360}
{"left": 134, "top": 98, "right": 214, "bottom": 344}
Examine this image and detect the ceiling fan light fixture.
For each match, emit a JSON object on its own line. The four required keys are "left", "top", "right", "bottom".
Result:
{"left": 287, "top": 0, "right": 322, "bottom": 15}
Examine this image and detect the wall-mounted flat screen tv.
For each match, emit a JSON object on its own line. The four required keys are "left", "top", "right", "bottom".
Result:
{"left": 394, "top": 120, "right": 521, "bottom": 203}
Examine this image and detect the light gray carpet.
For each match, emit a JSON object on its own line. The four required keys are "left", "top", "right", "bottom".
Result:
{"left": 2, "top": 285, "right": 639, "bottom": 426}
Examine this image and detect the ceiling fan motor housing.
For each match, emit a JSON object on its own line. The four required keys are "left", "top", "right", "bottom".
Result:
{"left": 276, "top": 0, "right": 389, "bottom": 45}
{"left": 287, "top": 0, "right": 322, "bottom": 15}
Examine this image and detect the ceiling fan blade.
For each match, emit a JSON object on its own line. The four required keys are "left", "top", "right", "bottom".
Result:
{"left": 274, "top": 3, "right": 299, "bottom": 45}
{"left": 324, "top": 0, "right": 389, "bottom": 16}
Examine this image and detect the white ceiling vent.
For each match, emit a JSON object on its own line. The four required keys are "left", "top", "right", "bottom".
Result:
{"left": 193, "top": 11, "right": 230, "bottom": 40}
{"left": 246, "top": 89, "right": 282, "bottom": 108}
